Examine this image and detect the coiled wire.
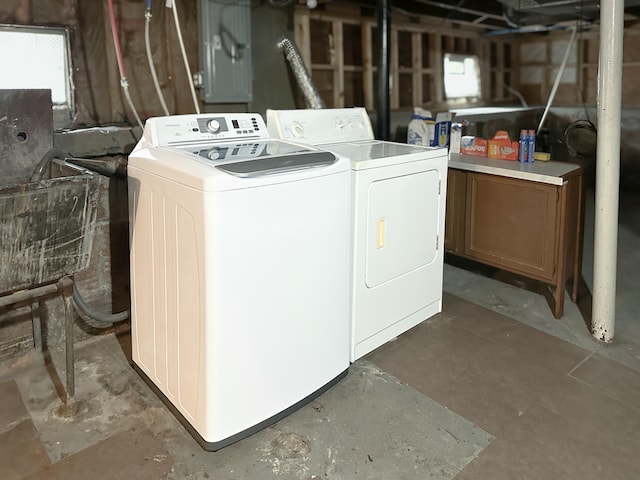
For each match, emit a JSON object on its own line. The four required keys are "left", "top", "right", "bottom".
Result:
{"left": 564, "top": 119, "right": 597, "bottom": 159}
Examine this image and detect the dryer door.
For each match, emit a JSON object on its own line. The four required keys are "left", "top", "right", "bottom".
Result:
{"left": 365, "top": 169, "right": 440, "bottom": 288}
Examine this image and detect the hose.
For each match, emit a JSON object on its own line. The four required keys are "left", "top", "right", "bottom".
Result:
{"left": 71, "top": 276, "right": 129, "bottom": 325}
{"left": 64, "top": 156, "right": 128, "bottom": 179}
{"left": 503, "top": 83, "right": 528, "bottom": 108}
{"left": 564, "top": 119, "right": 597, "bottom": 159}
{"left": 277, "top": 36, "right": 325, "bottom": 109}
{"left": 145, "top": 4, "right": 170, "bottom": 115}
{"left": 29, "top": 149, "right": 68, "bottom": 183}
{"left": 107, "top": 0, "right": 144, "bottom": 128}
{"left": 168, "top": 0, "right": 200, "bottom": 114}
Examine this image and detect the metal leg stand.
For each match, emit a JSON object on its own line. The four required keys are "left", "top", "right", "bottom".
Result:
{"left": 1, "top": 278, "right": 76, "bottom": 403}
{"left": 57, "top": 276, "right": 75, "bottom": 402}
{"left": 31, "top": 299, "right": 43, "bottom": 351}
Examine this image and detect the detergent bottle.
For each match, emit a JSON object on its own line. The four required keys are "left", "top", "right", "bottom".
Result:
{"left": 407, "top": 107, "right": 432, "bottom": 146}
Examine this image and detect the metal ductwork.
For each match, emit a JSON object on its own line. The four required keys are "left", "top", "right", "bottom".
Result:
{"left": 277, "top": 36, "right": 325, "bottom": 110}
{"left": 498, "top": 0, "right": 640, "bottom": 25}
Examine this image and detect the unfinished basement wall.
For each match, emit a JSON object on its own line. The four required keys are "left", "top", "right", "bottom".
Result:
{"left": 0, "top": 0, "right": 201, "bottom": 126}
{"left": 512, "top": 24, "right": 640, "bottom": 189}
{"left": 516, "top": 24, "right": 640, "bottom": 107}
{"left": 294, "top": 3, "right": 518, "bottom": 112}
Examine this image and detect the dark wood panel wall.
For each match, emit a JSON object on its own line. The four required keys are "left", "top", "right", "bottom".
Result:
{"left": 1, "top": 0, "right": 200, "bottom": 127}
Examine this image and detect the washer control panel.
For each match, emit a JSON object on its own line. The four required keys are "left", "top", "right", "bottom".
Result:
{"left": 147, "top": 113, "right": 269, "bottom": 146}
{"left": 266, "top": 108, "right": 375, "bottom": 145}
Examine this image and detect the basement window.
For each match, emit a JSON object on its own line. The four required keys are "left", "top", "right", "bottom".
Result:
{"left": 0, "top": 24, "right": 74, "bottom": 128}
{"left": 443, "top": 53, "right": 481, "bottom": 102}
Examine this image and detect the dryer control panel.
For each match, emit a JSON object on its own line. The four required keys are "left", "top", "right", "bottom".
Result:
{"left": 145, "top": 113, "right": 269, "bottom": 147}
{"left": 266, "top": 108, "right": 375, "bottom": 145}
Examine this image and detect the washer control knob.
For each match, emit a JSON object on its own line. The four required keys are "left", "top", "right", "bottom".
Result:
{"left": 207, "top": 119, "right": 221, "bottom": 133}
{"left": 291, "top": 121, "right": 305, "bottom": 138}
{"left": 207, "top": 148, "right": 221, "bottom": 160}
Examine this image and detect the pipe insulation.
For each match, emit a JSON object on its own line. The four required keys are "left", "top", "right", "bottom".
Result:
{"left": 277, "top": 36, "right": 325, "bottom": 109}
{"left": 592, "top": 0, "right": 623, "bottom": 343}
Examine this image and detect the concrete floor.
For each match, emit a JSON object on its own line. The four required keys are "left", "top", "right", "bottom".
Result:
{"left": 1, "top": 188, "right": 639, "bottom": 479}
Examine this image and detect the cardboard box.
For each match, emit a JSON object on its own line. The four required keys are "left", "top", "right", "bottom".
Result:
{"left": 488, "top": 131, "right": 519, "bottom": 161}
{"left": 460, "top": 136, "right": 488, "bottom": 157}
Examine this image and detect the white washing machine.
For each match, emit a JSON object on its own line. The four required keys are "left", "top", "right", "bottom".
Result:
{"left": 127, "top": 113, "right": 351, "bottom": 450}
{"left": 267, "top": 108, "right": 448, "bottom": 361}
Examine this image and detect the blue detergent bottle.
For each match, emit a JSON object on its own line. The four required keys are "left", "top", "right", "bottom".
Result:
{"left": 528, "top": 129, "right": 536, "bottom": 162}
{"left": 519, "top": 129, "right": 528, "bottom": 163}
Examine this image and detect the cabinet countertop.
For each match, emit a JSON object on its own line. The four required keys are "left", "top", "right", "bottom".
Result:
{"left": 449, "top": 153, "right": 581, "bottom": 186}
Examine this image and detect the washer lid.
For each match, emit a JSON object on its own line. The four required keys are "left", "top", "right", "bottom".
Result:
{"left": 321, "top": 140, "right": 446, "bottom": 170}
{"left": 180, "top": 139, "right": 311, "bottom": 162}
{"left": 216, "top": 151, "right": 337, "bottom": 177}
{"left": 171, "top": 139, "right": 337, "bottom": 177}
{"left": 130, "top": 138, "right": 348, "bottom": 192}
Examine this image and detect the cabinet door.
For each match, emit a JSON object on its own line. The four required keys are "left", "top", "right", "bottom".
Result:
{"left": 464, "top": 173, "right": 558, "bottom": 282}
{"left": 444, "top": 169, "right": 467, "bottom": 254}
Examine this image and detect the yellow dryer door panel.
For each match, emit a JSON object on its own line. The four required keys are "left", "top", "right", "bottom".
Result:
{"left": 365, "top": 169, "right": 440, "bottom": 288}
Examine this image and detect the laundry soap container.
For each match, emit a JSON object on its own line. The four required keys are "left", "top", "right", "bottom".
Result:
{"left": 407, "top": 108, "right": 433, "bottom": 146}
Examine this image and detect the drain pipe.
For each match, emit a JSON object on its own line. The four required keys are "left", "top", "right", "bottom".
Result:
{"left": 71, "top": 276, "right": 129, "bottom": 325}
{"left": 592, "top": 0, "right": 623, "bottom": 343}
{"left": 376, "top": 0, "right": 391, "bottom": 140}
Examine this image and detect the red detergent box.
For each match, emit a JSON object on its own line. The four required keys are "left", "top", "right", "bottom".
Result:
{"left": 488, "top": 131, "right": 519, "bottom": 160}
{"left": 460, "top": 136, "right": 488, "bottom": 157}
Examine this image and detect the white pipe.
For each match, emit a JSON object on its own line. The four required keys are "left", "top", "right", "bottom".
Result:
{"left": 168, "top": 0, "right": 200, "bottom": 114}
{"left": 537, "top": 25, "right": 577, "bottom": 132}
{"left": 145, "top": 9, "right": 170, "bottom": 115}
{"left": 122, "top": 80, "right": 143, "bottom": 129}
{"left": 592, "top": 0, "right": 623, "bottom": 343}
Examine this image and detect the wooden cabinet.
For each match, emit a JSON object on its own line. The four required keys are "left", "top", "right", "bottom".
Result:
{"left": 445, "top": 158, "right": 584, "bottom": 318}
{"left": 444, "top": 168, "right": 466, "bottom": 254}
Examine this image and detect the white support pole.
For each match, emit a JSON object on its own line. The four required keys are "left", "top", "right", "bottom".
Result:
{"left": 592, "top": 0, "right": 623, "bottom": 343}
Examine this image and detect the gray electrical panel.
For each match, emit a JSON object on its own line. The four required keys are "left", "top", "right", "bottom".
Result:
{"left": 199, "top": 0, "right": 252, "bottom": 103}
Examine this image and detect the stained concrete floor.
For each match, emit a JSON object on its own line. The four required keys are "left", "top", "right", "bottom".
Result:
{"left": 1, "top": 188, "right": 639, "bottom": 479}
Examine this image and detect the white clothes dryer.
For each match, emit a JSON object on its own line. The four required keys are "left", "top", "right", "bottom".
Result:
{"left": 128, "top": 113, "right": 351, "bottom": 450}
{"left": 267, "top": 108, "right": 448, "bottom": 361}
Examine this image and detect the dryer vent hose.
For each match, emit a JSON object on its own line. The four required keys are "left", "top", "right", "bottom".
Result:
{"left": 277, "top": 36, "right": 325, "bottom": 109}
